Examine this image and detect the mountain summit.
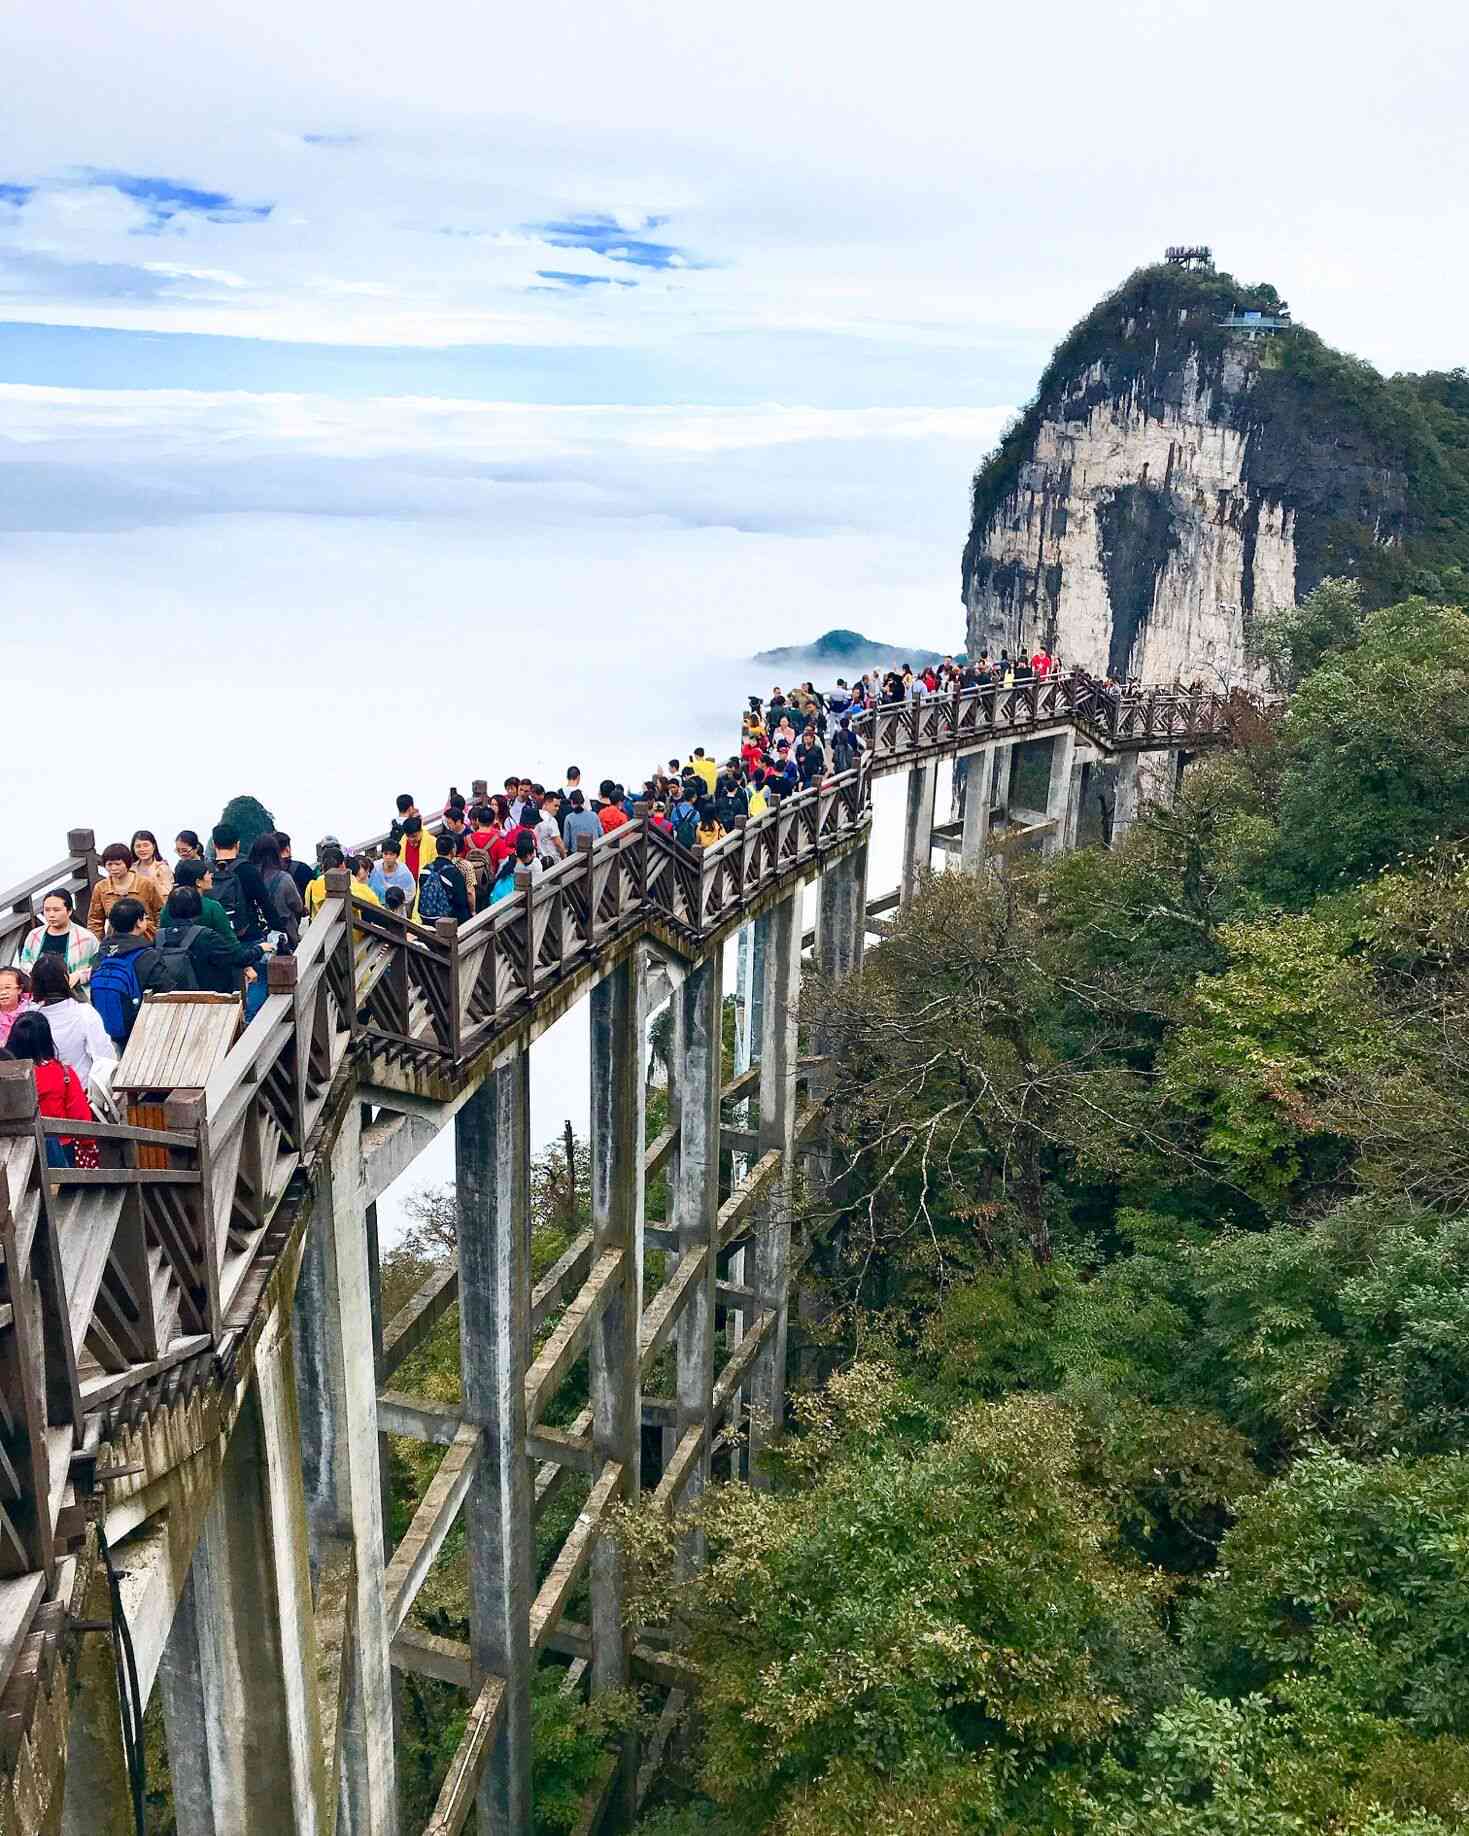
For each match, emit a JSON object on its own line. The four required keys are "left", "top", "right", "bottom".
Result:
{"left": 962, "top": 259, "right": 1469, "bottom": 681}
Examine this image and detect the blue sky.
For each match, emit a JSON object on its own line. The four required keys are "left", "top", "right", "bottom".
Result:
{"left": 4, "top": 0, "right": 1467, "bottom": 403}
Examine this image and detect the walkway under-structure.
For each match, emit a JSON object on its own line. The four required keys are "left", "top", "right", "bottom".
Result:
{"left": 0, "top": 673, "right": 1241, "bottom": 1835}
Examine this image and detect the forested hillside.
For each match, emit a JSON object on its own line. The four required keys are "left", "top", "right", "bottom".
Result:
{"left": 357, "top": 580, "right": 1469, "bottom": 1834}
{"left": 624, "top": 582, "right": 1469, "bottom": 1835}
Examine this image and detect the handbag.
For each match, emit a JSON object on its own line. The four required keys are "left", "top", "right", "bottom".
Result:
{"left": 62, "top": 1065, "right": 101, "bottom": 1170}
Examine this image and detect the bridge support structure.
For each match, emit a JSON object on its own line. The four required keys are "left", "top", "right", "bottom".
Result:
{"left": 0, "top": 673, "right": 1242, "bottom": 1836}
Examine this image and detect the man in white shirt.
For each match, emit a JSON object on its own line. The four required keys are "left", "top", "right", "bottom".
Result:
{"left": 535, "top": 794, "right": 567, "bottom": 867}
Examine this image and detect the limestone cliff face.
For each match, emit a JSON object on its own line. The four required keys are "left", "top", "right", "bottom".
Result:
{"left": 963, "top": 265, "right": 1414, "bottom": 681}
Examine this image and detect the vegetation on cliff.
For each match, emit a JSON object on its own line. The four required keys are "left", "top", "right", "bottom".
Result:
{"left": 962, "top": 261, "right": 1469, "bottom": 615}
{"left": 626, "top": 583, "right": 1469, "bottom": 1835}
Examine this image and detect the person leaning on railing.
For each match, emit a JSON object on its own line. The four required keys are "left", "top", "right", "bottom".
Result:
{"left": 17, "top": 886, "right": 100, "bottom": 988}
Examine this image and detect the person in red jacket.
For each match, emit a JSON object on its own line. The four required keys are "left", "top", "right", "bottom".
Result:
{"left": 7, "top": 1010, "right": 95, "bottom": 1167}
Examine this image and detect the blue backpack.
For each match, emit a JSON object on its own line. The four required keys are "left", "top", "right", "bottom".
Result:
{"left": 417, "top": 862, "right": 454, "bottom": 921}
{"left": 90, "top": 947, "right": 145, "bottom": 1044}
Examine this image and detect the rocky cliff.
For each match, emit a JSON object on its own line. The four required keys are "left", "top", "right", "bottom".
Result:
{"left": 962, "top": 263, "right": 1469, "bottom": 681}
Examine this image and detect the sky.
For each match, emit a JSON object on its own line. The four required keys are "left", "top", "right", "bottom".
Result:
{"left": 4, "top": 0, "right": 1465, "bottom": 1220}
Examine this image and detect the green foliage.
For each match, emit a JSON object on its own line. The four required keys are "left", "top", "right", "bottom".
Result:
{"left": 1273, "top": 598, "right": 1469, "bottom": 895}
{"left": 1187, "top": 1448, "right": 1469, "bottom": 1736}
{"left": 216, "top": 793, "right": 276, "bottom": 850}
{"left": 1249, "top": 576, "right": 1367, "bottom": 691}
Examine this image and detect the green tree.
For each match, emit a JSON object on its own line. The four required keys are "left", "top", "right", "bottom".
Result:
{"left": 1249, "top": 576, "right": 1366, "bottom": 692}
{"left": 1273, "top": 598, "right": 1469, "bottom": 896}
{"left": 216, "top": 793, "right": 277, "bottom": 850}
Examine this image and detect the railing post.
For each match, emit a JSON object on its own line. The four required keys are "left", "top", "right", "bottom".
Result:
{"left": 164, "top": 1089, "right": 223, "bottom": 1339}
{"left": 434, "top": 918, "right": 464, "bottom": 1057}
{"left": 322, "top": 866, "right": 358, "bottom": 1043}
{"left": 66, "top": 827, "right": 99, "bottom": 897}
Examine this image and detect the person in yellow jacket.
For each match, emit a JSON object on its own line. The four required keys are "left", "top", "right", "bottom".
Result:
{"left": 305, "top": 846, "right": 381, "bottom": 921}
{"left": 689, "top": 748, "right": 717, "bottom": 795}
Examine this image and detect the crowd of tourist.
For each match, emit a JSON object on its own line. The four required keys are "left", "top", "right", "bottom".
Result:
{"left": 2, "top": 644, "right": 1118, "bottom": 1164}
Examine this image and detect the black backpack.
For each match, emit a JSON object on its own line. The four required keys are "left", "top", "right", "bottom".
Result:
{"left": 154, "top": 926, "right": 203, "bottom": 993}
{"left": 211, "top": 858, "right": 262, "bottom": 942}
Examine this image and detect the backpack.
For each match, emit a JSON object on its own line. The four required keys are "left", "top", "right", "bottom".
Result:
{"left": 211, "top": 858, "right": 260, "bottom": 942}
{"left": 417, "top": 862, "right": 455, "bottom": 921}
{"left": 673, "top": 805, "right": 700, "bottom": 849}
{"left": 154, "top": 926, "right": 203, "bottom": 993}
{"left": 90, "top": 947, "right": 146, "bottom": 1044}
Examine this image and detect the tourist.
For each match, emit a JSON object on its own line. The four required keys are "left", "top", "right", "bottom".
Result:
{"left": 535, "top": 794, "right": 566, "bottom": 866}
{"left": 86, "top": 843, "right": 165, "bottom": 940}
{"left": 174, "top": 829, "right": 204, "bottom": 867}
{"left": 370, "top": 841, "right": 417, "bottom": 904}
{"left": 130, "top": 830, "right": 174, "bottom": 901}
{"left": 831, "top": 716, "right": 862, "bottom": 773}
{"left": 562, "top": 789, "right": 600, "bottom": 852}
{"left": 398, "top": 813, "right": 428, "bottom": 880}
{"left": 383, "top": 886, "right": 407, "bottom": 916}
{"left": 8, "top": 1011, "right": 97, "bottom": 1168}
{"left": 416, "top": 833, "right": 473, "bottom": 924}
{"left": 690, "top": 748, "right": 717, "bottom": 795}
{"left": 305, "top": 844, "right": 346, "bottom": 920}
{"left": 89, "top": 899, "right": 170, "bottom": 1049}
{"left": 488, "top": 831, "right": 541, "bottom": 905}
{"left": 275, "top": 832, "right": 316, "bottom": 899}
{"left": 669, "top": 783, "right": 700, "bottom": 847}
{"left": 0, "top": 967, "right": 31, "bottom": 1047}
{"left": 169, "top": 861, "right": 242, "bottom": 949}
{"left": 248, "top": 834, "right": 304, "bottom": 952}
{"left": 389, "top": 794, "right": 419, "bottom": 845}
{"left": 207, "top": 825, "right": 275, "bottom": 947}
{"left": 154, "top": 886, "right": 263, "bottom": 996}
{"left": 695, "top": 803, "right": 725, "bottom": 849}
{"left": 348, "top": 854, "right": 381, "bottom": 906}
{"left": 598, "top": 780, "right": 630, "bottom": 834}
{"left": 18, "top": 888, "right": 100, "bottom": 987}
{"left": 29, "top": 952, "right": 118, "bottom": 1078}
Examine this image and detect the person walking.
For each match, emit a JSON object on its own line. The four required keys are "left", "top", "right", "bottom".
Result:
{"left": 87, "top": 843, "right": 165, "bottom": 940}
{"left": 18, "top": 889, "right": 100, "bottom": 987}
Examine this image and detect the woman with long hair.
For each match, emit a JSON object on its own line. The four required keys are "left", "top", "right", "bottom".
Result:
{"left": 130, "top": 830, "right": 174, "bottom": 900}
{"left": 27, "top": 953, "right": 115, "bottom": 1085}
{"left": 9, "top": 1009, "right": 96, "bottom": 1168}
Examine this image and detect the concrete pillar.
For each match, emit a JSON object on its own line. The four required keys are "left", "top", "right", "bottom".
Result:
{"left": 589, "top": 953, "right": 647, "bottom": 1825}
{"left": 727, "top": 921, "right": 765, "bottom": 1473}
{"left": 455, "top": 1053, "right": 533, "bottom": 1836}
{"left": 1064, "top": 756, "right": 1088, "bottom": 853}
{"left": 672, "top": 948, "right": 721, "bottom": 1551}
{"left": 158, "top": 1344, "right": 326, "bottom": 1836}
{"left": 748, "top": 889, "right": 801, "bottom": 1482}
{"left": 1111, "top": 752, "right": 1140, "bottom": 845}
{"left": 61, "top": 1567, "right": 132, "bottom": 1836}
{"left": 1043, "top": 728, "right": 1077, "bottom": 859}
{"left": 992, "top": 741, "right": 1016, "bottom": 819}
{"left": 815, "top": 844, "right": 867, "bottom": 1019}
{"left": 959, "top": 746, "right": 993, "bottom": 874}
{"left": 899, "top": 762, "right": 937, "bottom": 909}
{"left": 291, "top": 1102, "right": 399, "bottom": 1835}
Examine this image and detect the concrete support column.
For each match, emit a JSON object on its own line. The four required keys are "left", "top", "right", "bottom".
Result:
{"left": 992, "top": 741, "right": 1016, "bottom": 819}
{"left": 1042, "top": 728, "right": 1077, "bottom": 859}
{"left": 1111, "top": 752, "right": 1140, "bottom": 846}
{"left": 672, "top": 948, "right": 722, "bottom": 1552}
{"left": 291, "top": 1102, "right": 399, "bottom": 1835}
{"left": 589, "top": 953, "right": 647, "bottom": 1825}
{"left": 899, "top": 762, "right": 937, "bottom": 909}
{"left": 158, "top": 1335, "right": 327, "bottom": 1836}
{"left": 748, "top": 889, "right": 801, "bottom": 1483}
{"left": 815, "top": 844, "right": 868, "bottom": 1030}
{"left": 455, "top": 1053, "right": 533, "bottom": 1836}
{"left": 959, "top": 746, "right": 993, "bottom": 874}
{"left": 61, "top": 1569, "right": 132, "bottom": 1836}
